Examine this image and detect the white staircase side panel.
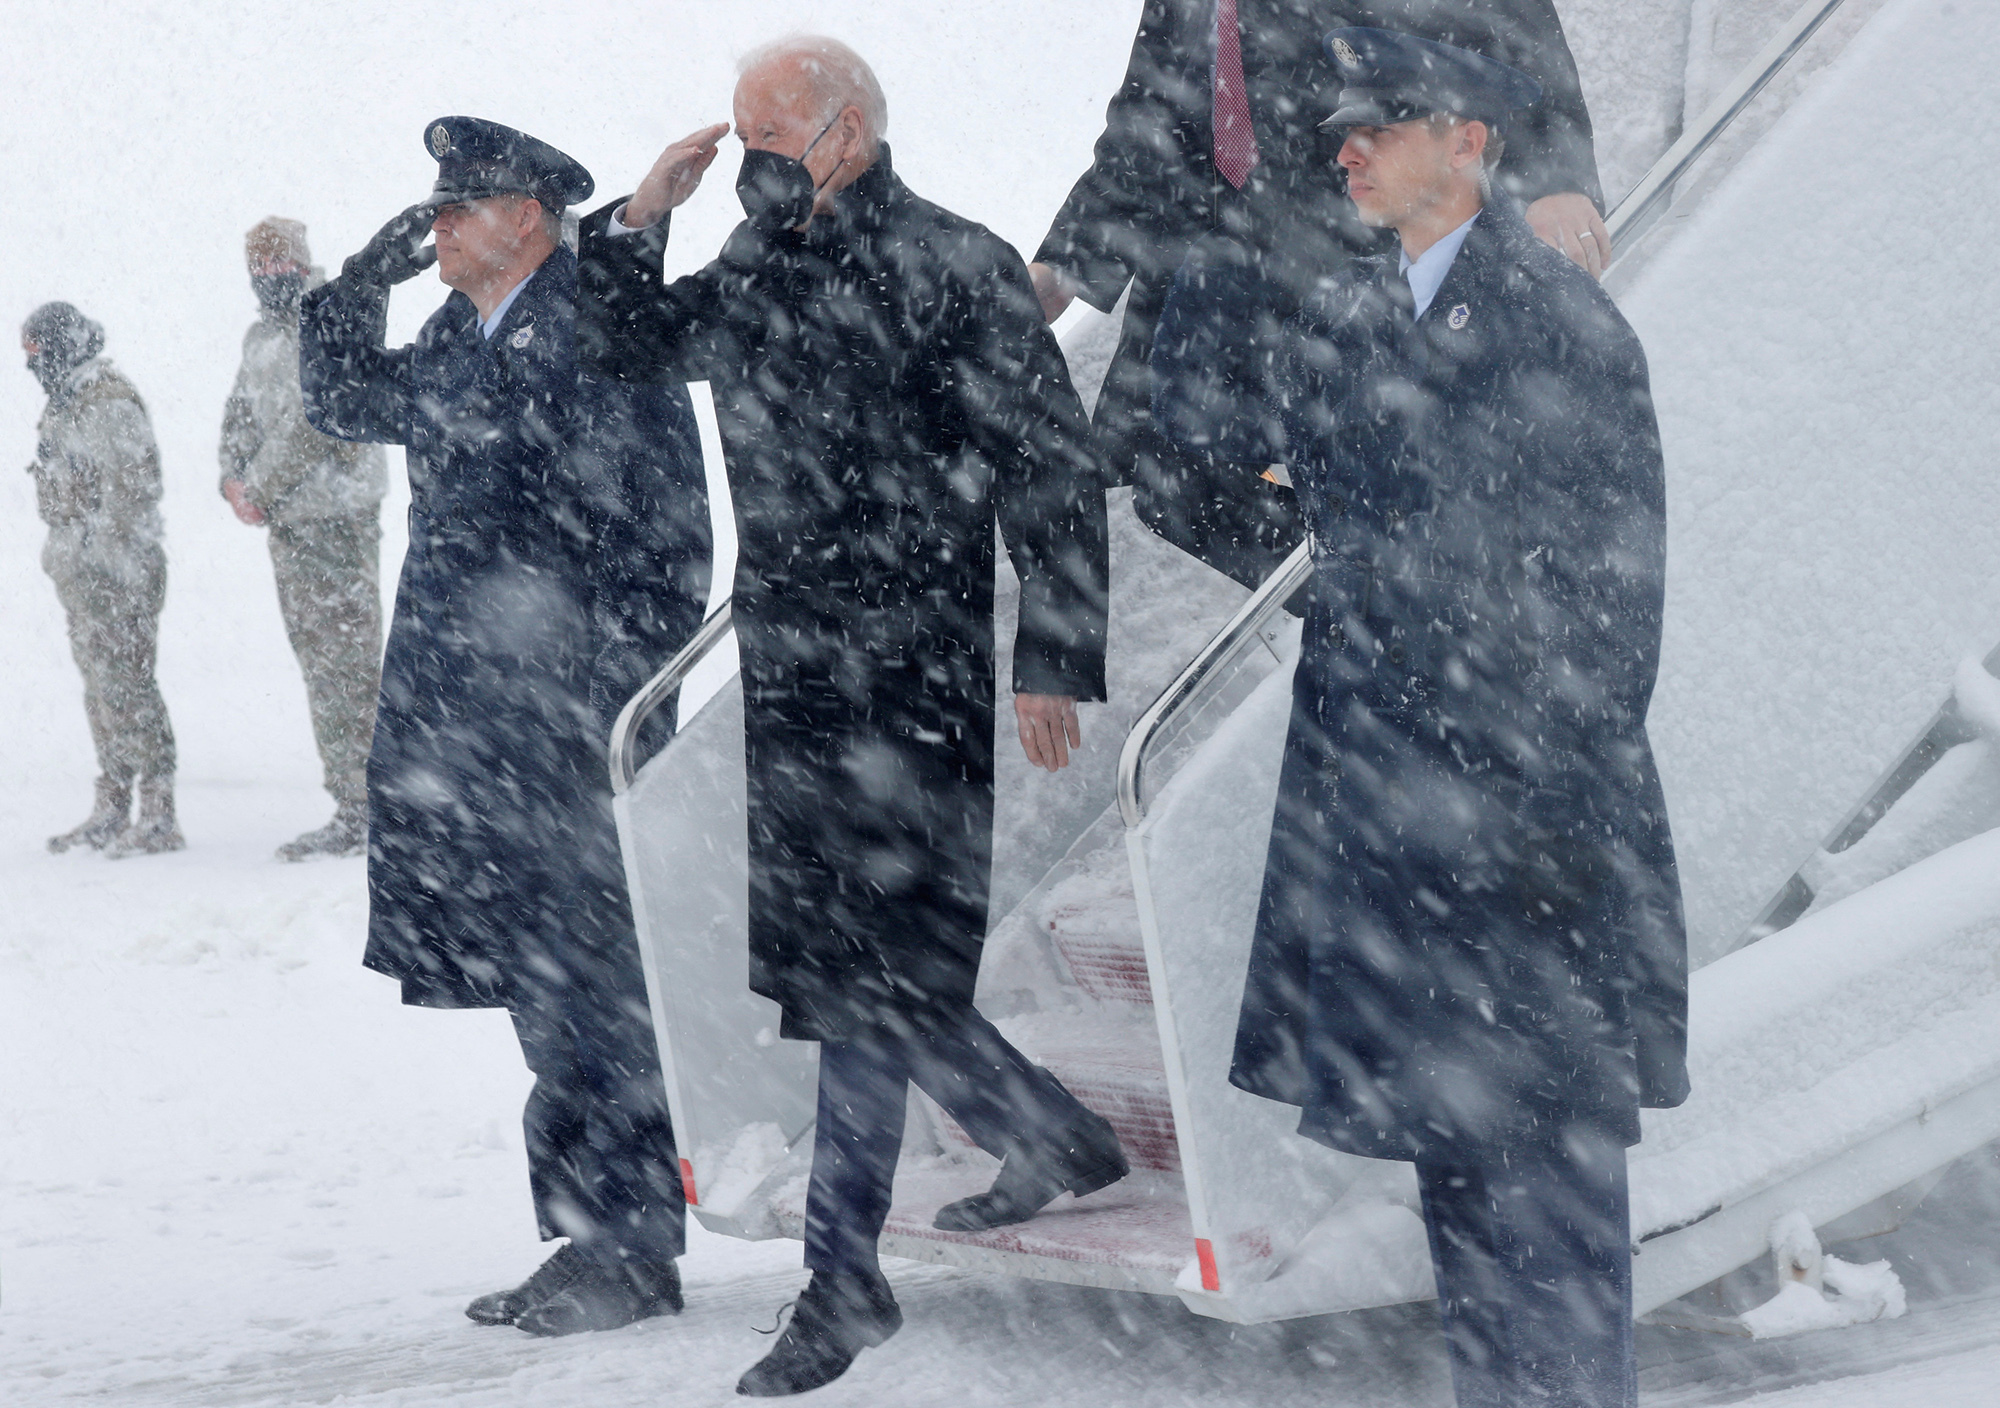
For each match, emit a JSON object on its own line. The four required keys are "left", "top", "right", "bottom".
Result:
{"left": 617, "top": 676, "right": 819, "bottom": 1239}
{"left": 1172, "top": 826, "right": 2000, "bottom": 1323}
{"left": 1619, "top": 0, "right": 2000, "bottom": 966}
{"left": 1129, "top": 638, "right": 1370, "bottom": 1303}
{"left": 1634, "top": 827, "right": 2000, "bottom": 1238}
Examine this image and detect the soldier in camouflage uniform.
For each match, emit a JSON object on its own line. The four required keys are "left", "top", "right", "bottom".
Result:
{"left": 220, "top": 218, "right": 388, "bottom": 861}
{"left": 25, "top": 302, "right": 182, "bottom": 857}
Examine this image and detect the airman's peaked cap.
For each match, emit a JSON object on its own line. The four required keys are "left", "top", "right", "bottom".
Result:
{"left": 1320, "top": 27, "right": 1541, "bottom": 130}
{"left": 421, "top": 116, "right": 594, "bottom": 211}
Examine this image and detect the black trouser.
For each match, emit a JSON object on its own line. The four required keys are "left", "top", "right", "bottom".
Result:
{"left": 510, "top": 962, "right": 684, "bottom": 1269}
{"left": 1415, "top": 1140, "right": 1635, "bottom": 1408}
{"left": 804, "top": 1008, "right": 1104, "bottom": 1279}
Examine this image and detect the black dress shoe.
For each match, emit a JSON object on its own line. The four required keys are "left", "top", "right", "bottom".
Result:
{"left": 516, "top": 1255, "right": 683, "bottom": 1337}
{"left": 466, "top": 1243, "right": 588, "bottom": 1326}
{"left": 933, "top": 1116, "right": 1129, "bottom": 1233}
{"left": 736, "top": 1270, "right": 902, "bottom": 1397}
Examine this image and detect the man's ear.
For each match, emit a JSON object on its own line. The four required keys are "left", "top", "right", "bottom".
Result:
{"left": 839, "top": 105, "right": 867, "bottom": 158}
{"left": 1453, "top": 120, "right": 1490, "bottom": 171}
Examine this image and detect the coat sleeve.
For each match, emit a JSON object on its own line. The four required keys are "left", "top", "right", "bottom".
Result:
{"left": 1478, "top": 0, "right": 1604, "bottom": 210}
{"left": 218, "top": 348, "right": 258, "bottom": 489}
{"left": 1513, "top": 305, "right": 1665, "bottom": 741}
{"left": 1034, "top": 0, "right": 1212, "bottom": 311}
{"left": 579, "top": 376, "right": 714, "bottom": 743}
{"left": 243, "top": 367, "right": 353, "bottom": 515}
{"left": 1148, "top": 238, "right": 1290, "bottom": 462}
{"left": 299, "top": 274, "right": 417, "bottom": 446}
{"left": 575, "top": 201, "right": 746, "bottom": 385}
{"left": 953, "top": 237, "right": 1110, "bottom": 701}
{"left": 69, "top": 389, "right": 162, "bottom": 570}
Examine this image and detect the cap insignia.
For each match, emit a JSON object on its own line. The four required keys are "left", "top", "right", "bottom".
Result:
{"left": 1446, "top": 303, "right": 1472, "bottom": 330}
{"left": 429, "top": 124, "right": 453, "bottom": 159}
{"left": 1331, "top": 37, "right": 1360, "bottom": 67}
{"left": 510, "top": 324, "right": 535, "bottom": 349}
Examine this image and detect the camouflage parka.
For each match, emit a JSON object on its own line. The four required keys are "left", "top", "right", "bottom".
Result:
{"left": 31, "top": 356, "right": 164, "bottom": 586}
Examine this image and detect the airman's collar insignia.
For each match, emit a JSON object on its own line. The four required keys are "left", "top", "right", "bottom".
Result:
{"left": 510, "top": 323, "right": 535, "bottom": 349}
{"left": 428, "top": 124, "right": 453, "bottom": 159}
{"left": 1331, "top": 36, "right": 1360, "bottom": 66}
{"left": 1446, "top": 303, "right": 1472, "bottom": 330}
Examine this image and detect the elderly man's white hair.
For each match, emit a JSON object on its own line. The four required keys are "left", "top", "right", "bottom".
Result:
{"left": 737, "top": 35, "right": 889, "bottom": 144}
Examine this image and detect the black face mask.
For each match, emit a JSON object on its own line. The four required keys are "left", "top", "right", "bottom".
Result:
{"left": 252, "top": 270, "right": 307, "bottom": 317}
{"left": 735, "top": 117, "right": 839, "bottom": 234}
{"left": 25, "top": 351, "right": 64, "bottom": 396}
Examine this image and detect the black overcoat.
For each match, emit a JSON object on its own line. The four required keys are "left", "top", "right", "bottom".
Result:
{"left": 1162, "top": 201, "right": 1688, "bottom": 1158}
{"left": 300, "top": 248, "right": 709, "bottom": 1010}
{"left": 1038, "top": 0, "right": 1601, "bottom": 581}
{"left": 577, "top": 151, "right": 1109, "bottom": 1042}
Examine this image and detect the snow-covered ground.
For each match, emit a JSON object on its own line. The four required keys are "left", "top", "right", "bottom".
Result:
{"left": 10, "top": 0, "right": 2000, "bottom": 1404}
{"left": 9, "top": 812, "right": 2000, "bottom": 1408}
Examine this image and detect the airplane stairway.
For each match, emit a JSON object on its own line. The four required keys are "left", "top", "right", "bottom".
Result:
{"left": 610, "top": 0, "right": 2000, "bottom": 1330}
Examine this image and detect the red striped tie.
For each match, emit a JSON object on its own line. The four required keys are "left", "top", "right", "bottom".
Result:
{"left": 1213, "top": 0, "right": 1261, "bottom": 188}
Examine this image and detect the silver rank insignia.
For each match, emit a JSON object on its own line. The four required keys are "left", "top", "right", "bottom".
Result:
{"left": 1447, "top": 303, "right": 1472, "bottom": 330}
{"left": 429, "top": 124, "right": 452, "bottom": 158}
{"left": 511, "top": 324, "right": 535, "bottom": 349}
{"left": 1331, "top": 37, "right": 1360, "bottom": 66}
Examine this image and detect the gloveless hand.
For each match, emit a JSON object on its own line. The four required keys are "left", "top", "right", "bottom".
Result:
{"left": 1525, "top": 192, "right": 1611, "bottom": 279}
{"left": 623, "top": 123, "right": 731, "bottom": 230}
{"left": 222, "top": 478, "right": 266, "bottom": 526}
{"left": 1028, "top": 263, "right": 1075, "bottom": 324}
{"left": 1016, "top": 693, "right": 1081, "bottom": 772}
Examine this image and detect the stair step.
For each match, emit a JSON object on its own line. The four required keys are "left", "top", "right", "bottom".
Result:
{"left": 932, "top": 1042, "right": 1181, "bottom": 1173}
{"left": 766, "top": 1167, "right": 1196, "bottom": 1294}
{"left": 1039, "top": 867, "right": 1153, "bottom": 1006}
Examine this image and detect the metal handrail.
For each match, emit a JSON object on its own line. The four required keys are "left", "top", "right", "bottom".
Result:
{"left": 1116, "top": 546, "right": 1310, "bottom": 827}
{"left": 608, "top": 601, "right": 733, "bottom": 794}
{"left": 1115, "top": 0, "right": 1857, "bottom": 827}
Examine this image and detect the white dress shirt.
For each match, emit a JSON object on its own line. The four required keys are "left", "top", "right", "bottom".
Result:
{"left": 478, "top": 268, "right": 539, "bottom": 340}
{"left": 1399, "top": 210, "right": 1480, "bottom": 321}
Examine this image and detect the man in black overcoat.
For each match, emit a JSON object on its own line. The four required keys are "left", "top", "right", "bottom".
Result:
{"left": 299, "top": 118, "right": 710, "bottom": 1339}
{"left": 1032, "top": 0, "right": 1606, "bottom": 590}
{"left": 1155, "top": 31, "right": 1686, "bottom": 1408}
{"left": 577, "top": 36, "right": 1125, "bottom": 1398}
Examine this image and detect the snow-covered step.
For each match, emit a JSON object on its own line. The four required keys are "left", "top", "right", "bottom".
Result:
{"left": 765, "top": 1166, "right": 1195, "bottom": 1296}
{"left": 1038, "top": 854, "right": 1153, "bottom": 1006}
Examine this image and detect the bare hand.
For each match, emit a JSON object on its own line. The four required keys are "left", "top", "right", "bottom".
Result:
{"left": 1016, "top": 693, "right": 1081, "bottom": 772}
{"left": 222, "top": 478, "right": 266, "bottom": 526}
{"left": 1526, "top": 192, "right": 1610, "bottom": 279}
{"left": 624, "top": 123, "right": 731, "bottom": 230}
{"left": 1028, "top": 262, "right": 1075, "bottom": 324}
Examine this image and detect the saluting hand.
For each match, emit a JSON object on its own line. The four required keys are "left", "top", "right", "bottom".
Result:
{"left": 345, "top": 203, "right": 439, "bottom": 287}
{"left": 623, "top": 123, "right": 732, "bottom": 230}
{"left": 1526, "top": 192, "right": 1611, "bottom": 280}
{"left": 1016, "top": 693, "right": 1082, "bottom": 772}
